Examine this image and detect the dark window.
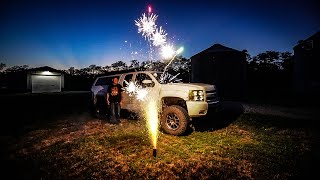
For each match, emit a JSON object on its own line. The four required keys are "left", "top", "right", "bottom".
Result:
{"left": 135, "top": 73, "right": 154, "bottom": 88}
{"left": 123, "top": 74, "right": 133, "bottom": 87}
{"left": 95, "top": 76, "right": 119, "bottom": 86}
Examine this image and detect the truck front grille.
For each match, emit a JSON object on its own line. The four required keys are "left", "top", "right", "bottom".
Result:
{"left": 206, "top": 90, "right": 219, "bottom": 105}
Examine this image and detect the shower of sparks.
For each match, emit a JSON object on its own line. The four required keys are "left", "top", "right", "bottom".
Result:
{"left": 160, "top": 44, "right": 175, "bottom": 59}
{"left": 135, "top": 13, "right": 158, "bottom": 40}
{"left": 123, "top": 77, "right": 160, "bottom": 150}
{"left": 124, "top": 80, "right": 138, "bottom": 96}
{"left": 151, "top": 26, "right": 167, "bottom": 47}
{"left": 136, "top": 88, "right": 148, "bottom": 101}
{"left": 124, "top": 80, "right": 149, "bottom": 101}
{"left": 144, "top": 98, "right": 159, "bottom": 149}
{"left": 134, "top": 5, "right": 185, "bottom": 154}
{"left": 160, "top": 46, "right": 184, "bottom": 81}
{"left": 159, "top": 72, "right": 182, "bottom": 84}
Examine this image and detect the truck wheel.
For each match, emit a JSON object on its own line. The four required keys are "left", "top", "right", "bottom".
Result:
{"left": 160, "top": 105, "right": 190, "bottom": 136}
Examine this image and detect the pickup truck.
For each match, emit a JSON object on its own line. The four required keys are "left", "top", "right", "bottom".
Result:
{"left": 90, "top": 71, "right": 220, "bottom": 136}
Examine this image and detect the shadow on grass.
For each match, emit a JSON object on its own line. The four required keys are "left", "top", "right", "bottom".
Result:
{"left": 189, "top": 101, "right": 244, "bottom": 134}
{"left": 0, "top": 92, "right": 92, "bottom": 137}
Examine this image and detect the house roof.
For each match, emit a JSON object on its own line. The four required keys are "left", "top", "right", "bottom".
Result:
{"left": 27, "top": 66, "right": 64, "bottom": 73}
{"left": 191, "top": 44, "right": 242, "bottom": 59}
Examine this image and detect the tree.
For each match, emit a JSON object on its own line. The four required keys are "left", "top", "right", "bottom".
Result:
{"left": 243, "top": 50, "right": 252, "bottom": 62}
{"left": 280, "top": 52, "right": 294, "bottom": 71}
{"left": 103, "top": 65, "right": 111, "bottom": 72}
{"left": 129, "top": 60, "right": 140, "bottom": 69}
{"left": 0, "top": 63, "right": 6, "bottom": 72}
{"left": 168, "top": 56, "right": 191, "bottom": 82}
{"left": 94, "top": 66, "right": 103, "bottom": 74}
{"left": 247, "top": 50, "right": 294, "bottom": 90}
{"left": 253, "top": 51, "right": 280, "bottom": 68}
{"left": 68, "top": 67, "right": 75, "bottom": 75}
{"left": 111, "top": 61, "right": 127, "bottom": 71}
{"left": 4, "top": 65, "right": 29, "bottom": 73}
{"left": 88, "top": 64, "right": 97, "bottom": 74}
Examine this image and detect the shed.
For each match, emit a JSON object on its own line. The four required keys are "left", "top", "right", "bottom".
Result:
{"left": 293, "top": 31, "right": 320, "bottom": 94}
{"left": 27, "top": 66, "right": 64, "bottom": 93}
{"left": 190, "top": 44, "right": 247, "bottom": 99}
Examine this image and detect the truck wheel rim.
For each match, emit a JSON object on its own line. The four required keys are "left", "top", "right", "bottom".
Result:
{"left": 165, "top": 113, "right": 180, "bottom": 130}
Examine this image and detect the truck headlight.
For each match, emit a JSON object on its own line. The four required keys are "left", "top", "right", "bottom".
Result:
{"left": 189, "top": 90, "right": 204, "bottom": 101}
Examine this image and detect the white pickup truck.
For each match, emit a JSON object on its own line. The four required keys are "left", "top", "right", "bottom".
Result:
{"left": 90, "top": 71, "right": 220, "bottom": 136}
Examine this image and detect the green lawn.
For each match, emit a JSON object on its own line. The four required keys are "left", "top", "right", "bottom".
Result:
{"left": 10, "top": 113, "right": 318, "bottom": 179}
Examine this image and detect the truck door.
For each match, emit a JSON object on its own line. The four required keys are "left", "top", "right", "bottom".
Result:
{"left": 131, "top": 72, "right": 158, "bottom": 112}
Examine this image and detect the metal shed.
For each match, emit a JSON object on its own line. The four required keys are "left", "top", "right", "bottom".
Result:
{"left": 190, "top": 44, "right": 247, "bottom": 99}
{"left": 293, "top": 31, "right": 320, "bottom": 94}
{"left": 27, "top": 66, "right": 64, "bottom": 93}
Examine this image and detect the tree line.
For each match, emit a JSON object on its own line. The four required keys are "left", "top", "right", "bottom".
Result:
{"left": 0, "top": 50, "right": 294, "bottom": 91}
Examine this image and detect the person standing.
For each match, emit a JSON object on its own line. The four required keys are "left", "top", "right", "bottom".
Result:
{"left": 107, "top": 77, "right": 123, "bottom": 124}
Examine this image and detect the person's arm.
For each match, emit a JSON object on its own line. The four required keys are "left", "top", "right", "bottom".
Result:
{"left": 106, "top": 93, "right": 110, "bottom": 105}
{"left": 106, "top": 86, "right": 110, "bottom": 105}
{"left": 119, "top": 85, "right": 123, "bottom": 106}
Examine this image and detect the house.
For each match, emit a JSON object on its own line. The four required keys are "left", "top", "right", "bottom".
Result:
{"left": 293, "top": 31, "right": 320, "bottom": 94}
{"left": 27, "top": 66, "right": 65, "bottom": 93}
{"left": 190, "top": 44, "right": 247, "bottom": 99}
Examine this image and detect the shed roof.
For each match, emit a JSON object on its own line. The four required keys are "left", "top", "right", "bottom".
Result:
{"left": 293, "top": 31, "right": 319, "bottom": 50}
{"left": 27, "top": 66, "right": 64, "bottom": 73}
{"left": 191, "top": 44, "right": 242, "bottom": 59}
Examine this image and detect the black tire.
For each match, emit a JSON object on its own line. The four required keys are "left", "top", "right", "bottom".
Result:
{"left": 160, "top": 105, "right": 190, "bottom": 136}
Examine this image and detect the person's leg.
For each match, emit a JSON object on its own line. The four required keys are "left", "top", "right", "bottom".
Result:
{"left": 116, "top": 102, "right": 121, "bottom": 122}
{"left": 109, "top": 103, "right": 117, "bottom": 123}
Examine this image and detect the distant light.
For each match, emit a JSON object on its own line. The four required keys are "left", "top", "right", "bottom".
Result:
{"left": 42, "top": 71, "right": 52, "bottom": 75}
{"left": 148, "top": 5, "right": 152, "bottom": 13}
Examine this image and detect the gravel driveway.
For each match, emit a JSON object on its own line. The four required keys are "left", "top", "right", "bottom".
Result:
{"left": 221, "top": 101, "right": 319, "bottom": 120}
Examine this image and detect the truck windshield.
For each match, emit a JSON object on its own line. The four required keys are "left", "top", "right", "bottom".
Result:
{"left": 151, "top": 72, "right": 182, "bottom": 84}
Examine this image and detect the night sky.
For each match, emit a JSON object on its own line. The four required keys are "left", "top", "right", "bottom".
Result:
{"left": 1, "top": 0, "right": 319, "bottom": 69}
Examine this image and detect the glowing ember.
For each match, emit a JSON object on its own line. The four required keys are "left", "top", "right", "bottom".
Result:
{"left": 148, "top": 5, "right": 152, "bottom": 13}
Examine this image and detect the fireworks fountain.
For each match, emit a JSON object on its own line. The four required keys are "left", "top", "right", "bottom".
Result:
{"left": 132, "top": 5, "right": 184, "bottom": 157}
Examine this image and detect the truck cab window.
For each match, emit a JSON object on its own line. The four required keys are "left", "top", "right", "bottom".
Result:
{"left": 135, "top": 73, "right": 154, "bottom": 88}
{"left": 123, "top": 74, "right": 133, "bottom": 87}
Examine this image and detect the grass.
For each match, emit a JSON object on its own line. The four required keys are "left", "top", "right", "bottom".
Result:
{"left": 8, "top": 113, "right": 318, "bottom": 179}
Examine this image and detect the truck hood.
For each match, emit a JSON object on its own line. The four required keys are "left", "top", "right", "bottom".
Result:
{"left": 162, "top": 83, "right": 216, "bottom": 91}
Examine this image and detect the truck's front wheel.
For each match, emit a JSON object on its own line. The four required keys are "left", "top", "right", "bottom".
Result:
{"left": 160, "top": 105, "right": 190, "bottom": 136}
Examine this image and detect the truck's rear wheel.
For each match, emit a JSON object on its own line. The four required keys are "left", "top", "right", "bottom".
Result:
{"left": 160, "top": 105, "right": 190, "bottom": 136}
